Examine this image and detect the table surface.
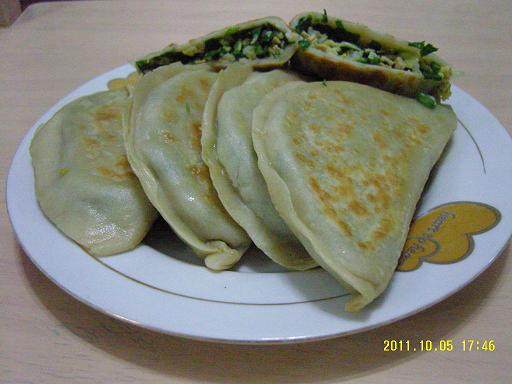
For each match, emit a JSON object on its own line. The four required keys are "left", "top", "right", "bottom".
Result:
{"left": 1, "top": 1, "right": 511, "bottom": 383}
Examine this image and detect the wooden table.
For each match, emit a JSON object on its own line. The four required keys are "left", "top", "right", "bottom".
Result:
{"left": 1, "top": 1, "right": 511, "bottom": 382}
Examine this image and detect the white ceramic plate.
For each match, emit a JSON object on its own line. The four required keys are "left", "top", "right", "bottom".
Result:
{"left": 7, "top": 64, "right": 512, "bottom": 344}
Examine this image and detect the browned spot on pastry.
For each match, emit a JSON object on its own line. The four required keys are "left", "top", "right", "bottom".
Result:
{"left": 337, "top": 94, "right": 354, "bottom": 106}
{"left": 373, "top": 218, "right": 394, "bottom": 240}
{"left": 189, "top": 164, "right": 210, "bottom": 181}
{"left": 199, "top": 78, "right": 211, "bottom": 92}
{"left": 335, "top": 218, "right": 354, "bottom": 237}
{"left": 309, "top": 177, "right": 352, "bottom": 237}
{"left": 392, "top": 128, "right": 403, "bottom": 139}
{"left": 308, "top": 90, "right": 320, "bottom": 101}
{"left": 323, "top": 141, "right": 343, "bottom": 154}
{"left": 348, "top": 200, "right": 368, "bottom": 216}
{"left": 383, "top": 154, "right": 394, "bottom": 162}
{"left": 96, "top": 166, "right": 132, "bottom": 181}
{"left": 295, "top": 152, "right": 314, "bottom": 168}
{"left": 161, "top": 131, "right": 176, "bottom": 144}
{"left": 325, "top": 165, "right": 357, "bottom": 200}
{"left": 417, "top": 123, "right": 430, "bottom": 134}
{"left": 176, "top": 86, "right": 193, "bottom": 103}
{"left": 292, "top": 136, "right": 303, "bottom": 146}
{"left": 357, "top": 241, "right": 375, "bottom": 251}
{"left": 190, "top": 121, "right": 202, "bottom": 149}
{"left": 95, "top": 106, "right": 120, "bottom": 122}
{"left": 309, "top": 123, "right": 321, "bottom": 133}
{"left": 288, "top": 111, "right": 299, "bottom": 120}
{"left": 115, "top": 155, "right": 130, "bottom": 169}
{"left": 82, "top": 136, "right": 100, "bottom": 149}
{"left": 162, "top": 108, "right": 177, "bottom": 123}
{"left": 333, "top": 88, "right": 353, "bottom": 104}
{"left": 372, "top": 132, "right": 387, "bottom": 149}
{"left": 365, "top": 173, "right": 392, "bottom": 210}
{"left": 325, "top": 164, "right": 344, "bottom": 180}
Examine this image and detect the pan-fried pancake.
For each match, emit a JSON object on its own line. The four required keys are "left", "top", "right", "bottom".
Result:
{"left": 202, "top": 64, "right": 316, "bottom": 270}
{"left": 125, "top": 63, "right": 251, "bottom": 270}
{"left": 30, "top": 89, "right": 158, "bottom": 256}
{"left": 252, "top": 80, "right": 456, "bottom": 310}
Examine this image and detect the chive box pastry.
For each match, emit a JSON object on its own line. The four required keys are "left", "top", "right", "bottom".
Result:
{"left": 290, "top": 11, "right": 452, "bottom": 101}
{"left": 135, "top": 17, "right": 298, "bottom": 73}
{"left": 124, "top": 63, "right": 251, "bottom": 270}
{"left": 30, "top": 90, "right": 158, "bottom": 256}
{"left": 201, "top": 64, "right": 316, "bottom": 270}
{"left": 252, "top": 80, "right": 456, "bottom": 310}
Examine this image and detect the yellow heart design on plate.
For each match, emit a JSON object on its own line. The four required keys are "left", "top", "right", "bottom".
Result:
{"left": 398, "top": 202, "right": 501, "bottom": 272}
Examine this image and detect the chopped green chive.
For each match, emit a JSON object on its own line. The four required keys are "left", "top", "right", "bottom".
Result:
{"left": 204, "top": 48, "right": 222, "bottom": 60}
{"left": 416, "top": 92, "right": 436, "bottom": 109}
{"left": 225, "top": 26, "right": 239, "bottom": 35}
{"left": 296, "top": 16, "right": 312, "bottom": 32}
{"left": 251, "top": 27, "right": 262, "bottom": 44}
{"left": 322, "top": 9, "right": 328, "bottom": 23}
{"left": 322, "top": 79, "right": 327, "bottom": 87}
{"left": 364, "top": 50, "right": 381, "bottom": 64}
{"left": 254, "top": 44, "right": 265, "bottom": 57}
{"left": 185, "top": 102, "right": 191, "bottom": 114}
{"left": 145, "top": 24, "right": 289, "bottom": 68}
{"left": 421, "top": 61, "right": 443, "bottom": 80}
{"left": 409, "top": 41, "right": 438, "bottom": 56}
{"left": 424, "top": 72, "right": 443, "bottom": 81}
{"left": 261, "top": 30, "right": 274, "bottom": 44}
{"left": 430, "top": 61, "right": 441, "bottom": 72}
{"left": 233, "top": 39, "right": 242, "bottom": 54}
{"left": 298, "top": 39, "right": 311, "bottom": 50}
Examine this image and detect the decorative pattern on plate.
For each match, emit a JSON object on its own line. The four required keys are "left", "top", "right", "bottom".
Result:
{"left": 398, "top": 202, "right": 501, "bottom": 271}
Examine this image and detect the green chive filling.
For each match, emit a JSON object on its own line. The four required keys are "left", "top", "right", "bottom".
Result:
{"left": 136, "top": 24, "right": 290, "bottom": 73}
{"left": 416, "top": 92, "right": 437, "bottom": 109}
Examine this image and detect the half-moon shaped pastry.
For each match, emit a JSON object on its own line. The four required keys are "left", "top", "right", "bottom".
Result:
{"left": 30, "top": 89, "right": 158, "bottom": 256}
{"left": 125, "top": 63, "right": 251, "bottom": 270}
{"left": 290, "top": 11, "right": 452, "bottom": 101}
{"left": 252, "top": 80, "right": 456, "bottom": 310}
{"left": 202, "top": 64, "right": 316, "bottom": 270}
{"left": 136, "top": 17, "right": 298, "bottom": 73}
